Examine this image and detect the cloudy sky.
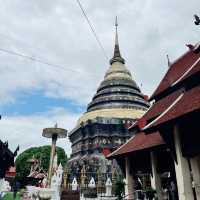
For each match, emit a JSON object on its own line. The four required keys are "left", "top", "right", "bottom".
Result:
{"left": 0, "top": 0, "right": 199, "bottom": 156}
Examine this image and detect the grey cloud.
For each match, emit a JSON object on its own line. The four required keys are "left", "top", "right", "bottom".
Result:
{"left": 0, "top": 0, "right": 199, "bottom": 104}
{"left": 0, "top": 107, "right": 80, "bottom": 156}
{"left": 0, "top": 0, "right": 200, "bottom": 156}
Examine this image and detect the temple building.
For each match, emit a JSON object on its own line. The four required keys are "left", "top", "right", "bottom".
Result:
{"left": 0, "top": 140, "right": 18, "bottom": 179}
{"left": 108, "top": 42, "right": 200, "bottom": 200}
{"left": 0, "top": 139, "right": 19, "bottom": 192}
{"left": 68, "top": 20, "right": 149, "bottom": 177}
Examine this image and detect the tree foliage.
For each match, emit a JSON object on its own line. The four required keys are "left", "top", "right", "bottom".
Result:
{"left": 15, "top": 145, "right": 67, "bottom": 181}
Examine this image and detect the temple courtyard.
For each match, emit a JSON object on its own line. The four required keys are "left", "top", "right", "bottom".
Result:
{"left": 0, "top": 1, "right": 200, "bottom": 200}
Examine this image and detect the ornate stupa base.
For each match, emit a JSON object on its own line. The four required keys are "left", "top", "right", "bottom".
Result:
{"left": 67, "top": 153, "right": 121, "bottom": 188}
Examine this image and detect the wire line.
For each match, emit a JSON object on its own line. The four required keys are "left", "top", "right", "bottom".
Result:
{"left": 75, "top": 0, "right": 108, "bottom": 60}
{"left": 0, "top": 47, "right": 80, "bottom": 73}
{"left": 0, "top": 47, "right": 99, "bottom": 80}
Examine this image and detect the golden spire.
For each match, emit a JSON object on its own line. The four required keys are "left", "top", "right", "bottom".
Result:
{"left": 110, "top": 16, "right": 125, "bottom": 65}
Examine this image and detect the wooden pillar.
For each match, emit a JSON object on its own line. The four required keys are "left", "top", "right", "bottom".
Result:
{"left": 190, "top": 156, "right": 200, "bottom": 200}
{"left": 150, "top": 151, "right": 162, "bottom": 200}
{"left": 125, "top": 157, "right": 135, "bottom": 200}
{"left": 174, "top": 125, "right": 193, "bottom": 200}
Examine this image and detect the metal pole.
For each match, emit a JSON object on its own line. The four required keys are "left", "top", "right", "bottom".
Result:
{"left": 47, "top": 134, "right": 57, "bottom": 187}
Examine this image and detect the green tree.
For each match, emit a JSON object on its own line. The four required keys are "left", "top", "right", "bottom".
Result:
{"left": 15, "top": 145, "right": 67, "bottom": 181}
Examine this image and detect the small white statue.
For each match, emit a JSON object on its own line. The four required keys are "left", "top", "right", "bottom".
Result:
{"left": 51, "top": 174, "right": 57, "bottom": 187}
{"left": 0, "top": 179, "right": 11, "bottom": 192}
{"left": 42, "top": 177, "right": 48, "bottom": 188}
{"left": 124, "top": 178, "right": 128, "bottom": 197}
{"left": 57, "top": 163, "right": 63, "bottom": 185}
{"left": 88, "top": 177, "right": 96, "bottom": 189}
{"left": 50, "top": 163, "right": 63, "bottom": 200}
{"left": 72, "top": 178, "right": 78, "bottom": 191}
{"left": 105, "top": 178, "right": 112, "bottom": 196}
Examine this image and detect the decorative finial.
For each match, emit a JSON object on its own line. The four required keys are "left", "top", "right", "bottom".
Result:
{"left": 115, "top": 16, "right": 118, "bottom": 28}
{"left": 194, "top": 14, "right": 200, "bottom": 25}
{"left": 186, "top": 43, "right": 200, "bottom": 54}
{"left": 114, "top": 16, "right": 119, "bottom": 47}
{"left": 110, "top": 16, "right": 125, "bottom": 65}
{"left": 166, "top": 54, "right": 171, "bottom": 67}
{"left": 186, "top": 44, "right": 194, "bottom": 50}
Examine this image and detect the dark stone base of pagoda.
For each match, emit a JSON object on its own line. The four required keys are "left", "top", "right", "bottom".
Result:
{"left": 67, "top": 153, "right": 122, "bottom": 186}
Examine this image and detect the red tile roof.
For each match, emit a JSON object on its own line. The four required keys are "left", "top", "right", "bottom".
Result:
{"left": 144, "top": 85, "right": 200, "bottom": 131}
{"left": 128, "top": 89, "right": 183, "bottom": 132}
{"left": 128, "top": 89, "right": 183, "bottom": 131}
{"left": 108, "top": 46, "right": 200, "bottom": 159}
{"left": 102, "top": 148, "right": 111, "bottom": 157}
{"left": 107, "top": 132, "right": 164, "bottom": 158}
{"left": 144, "top": 89, "right": 183, "bottom": 122}
{"left": 5, "top": 167, "right": 16, "bottom": 177}
{"left": 180, "top": 58, "right": 200, "bottom": 82}
{"left": 150, "top": 50, "right": 200, "bottom": 100}
{"left": 28, "top": 171, "right": 46, "bottom": 179}
{"left": 128, "top": 119, "right": 144, "bottom": 130}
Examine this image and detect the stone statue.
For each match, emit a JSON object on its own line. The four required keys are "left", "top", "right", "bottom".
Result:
{"left": 105, "top": 177, "right": 112, "bottom": 197}
{"left": 0, "top": 179, "right": 11, "bottom": 192}
{"left": 80, "top": 165, "right": 86, "bottom": 188}
{"left": 88, "top": 177, "right": 96, "bottom": 189}
{"left": 50, "top": 163, "right": 64, "bottom": 200}
{"left": 72, "top": 178, "right": 78, "bottom": 191}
